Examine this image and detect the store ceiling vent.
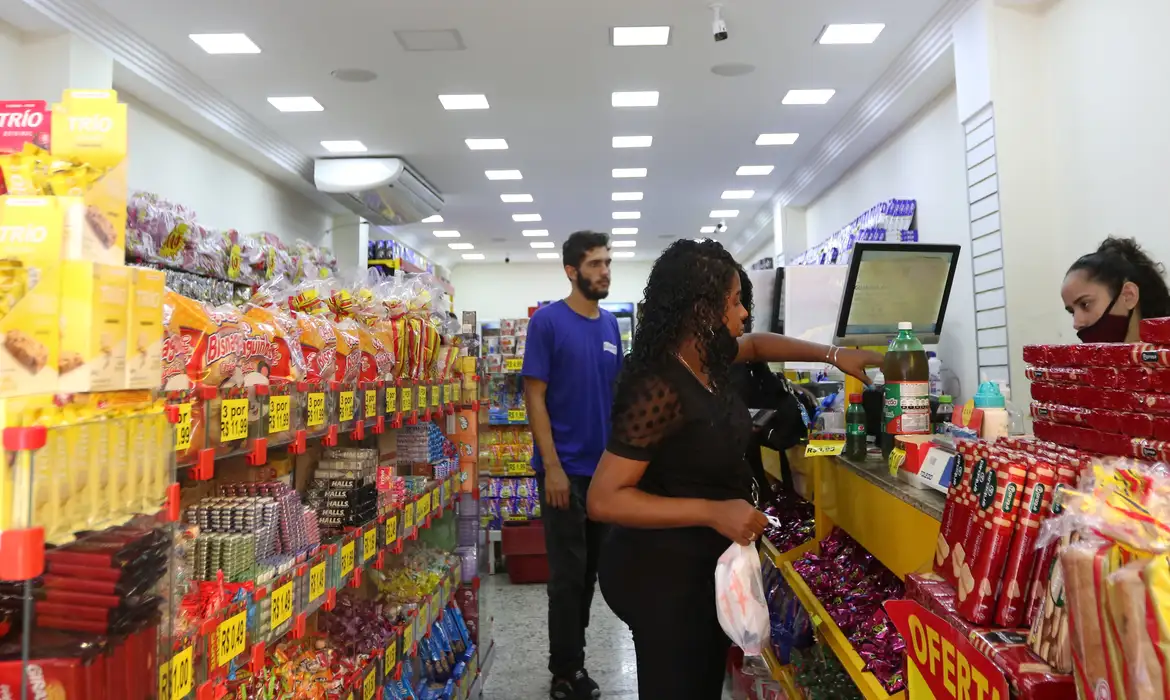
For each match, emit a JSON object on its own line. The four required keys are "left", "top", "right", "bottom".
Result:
{"left": 313, "top": 157, "right": 443, "bottom": 226}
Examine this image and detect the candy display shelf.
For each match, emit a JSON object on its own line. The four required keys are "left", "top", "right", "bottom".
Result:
{"left": 762, "top": 647, "right": 800, "bottom": 700}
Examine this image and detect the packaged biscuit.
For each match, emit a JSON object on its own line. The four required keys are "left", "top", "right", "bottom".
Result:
{"left": 162, "top": 291, "right": 245, "bottom": 390}
{"left": 125, "top": 267, "right": 164, "bottom": 390}
{"left": 287, "top": 285, "right": 337, "bottom": 382}
{"left": 59, "top": 261, "right": 130, "bottom": 393}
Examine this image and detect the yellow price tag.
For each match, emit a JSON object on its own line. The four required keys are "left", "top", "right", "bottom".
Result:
{"left": 307, "top": 392, "right": 325, "bottom": 427}
{"left": 159, "top": 659, "right": 170, "bottom": 700}
{"left": 365, "top": 389, "right": 377, "bottom": 418}
{"left": 340, "top": 540, "right": 356, "bottom": 578}
{"left": 385, "top": 639, "right": 397, "bottom": 667}
{"left": 417, "top": 494, "right": 431, "bottom": 519}
{"left": 453, "top": 382, "right": 461, "bottom": 403}
{"left": 506, "top": 461, "right": 531, "bottom": 476}
{"left": 386, "top": 515, "right": 398, "bottom": 545}
{"left": 270, "top": 581, "right": 294, "bottom": 629}
{"left": 174, "top": 402, "right": 193, "bottom": 452}
{"left": 507, "top": 408, "right": 527, "bottom": 423}
{"left": 339, "top": 390, "right": 355, "bottom": 422}
{"left": 386, "top": 387, "right": 398, "bottom": 413}
{"left": 216, "top": 611, "right": 247, "bottom": 667}
{"left": 432, "top": 489, "right": 441, "bottom": 511}
{"left": 268, "top": 395, "right": 291, "bottom": 434}
{"left": 159, "top": 223, "right": 188, "bottom": 259}
{"left": 811, "top": 613, "right": 823, "bottom": 628}
{"left": 504, "top": 357, "right": 523, "bottom": 372}
{"left": 402, "top": 387, "right": 413, "bottom": 412}
{"left": 443, "top": 384, "right": 451, "bottom": 403}
{"left": 220, "top": 398, "right": 249, "bottom": 442}
{"left": 364, "top": 526, "right": 378, "bottom": 561}
{"left": 404, "top": 502, "right": 415, "bottom": 529}
{"left": 888, "top": 447, "right": 907, "bottom": 477}
{"left": 961, "top": 398, "right": 976, "bottom": 427}
{"left": 227, "top": 244, "right": 242, "bottom": 279}
{"left": 414, "top": 617, "right": 423, "bottom": 643}
{"left": 804, "top": 440, "right": 846, "bottom": 457}
{"left": 363, "top": 669, "right": 376, "bottom": 700}
{"left": 309, "top": 561, "right": 326, "bottom": 603}
{"left": 403, "top": 623, "right": 414, "bottom": 651}
{"left": 431, "top": 386, "right": 440, "bottom": 408}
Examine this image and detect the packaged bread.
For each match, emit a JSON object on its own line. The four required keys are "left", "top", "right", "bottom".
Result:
{"left": 286, "top": 285, "right": 337, "bottom": 382}
{"left": 241, "top": 303, "right": 305, "bottom": 386}
{"left": 1106, "top": 560, "right": 1163, "bottom": 700}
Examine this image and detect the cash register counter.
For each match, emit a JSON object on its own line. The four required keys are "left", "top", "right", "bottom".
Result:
{"left": 762, "top": 448, "right": 943, "bottom": 578}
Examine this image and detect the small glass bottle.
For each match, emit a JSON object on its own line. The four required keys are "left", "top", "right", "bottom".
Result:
{"left": 845, "top": 393, "right": 868, "bottom": 461}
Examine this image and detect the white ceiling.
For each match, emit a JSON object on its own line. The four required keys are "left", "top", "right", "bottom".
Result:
{"left": 7, "top": 0, "right": 957, "bottom": 264}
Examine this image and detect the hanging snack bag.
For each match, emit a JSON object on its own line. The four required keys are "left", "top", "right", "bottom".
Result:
{"left": 286, "top": 282, "right": 337, "bottom": 382}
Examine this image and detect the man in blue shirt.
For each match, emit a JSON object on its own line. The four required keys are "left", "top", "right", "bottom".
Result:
{"left": 522, "top": 231, "right": 622, "bottom": 700}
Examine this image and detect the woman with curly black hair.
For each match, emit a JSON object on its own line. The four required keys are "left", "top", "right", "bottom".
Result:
{"left": 588, "top": 239, "right": 880, "bottom": 698}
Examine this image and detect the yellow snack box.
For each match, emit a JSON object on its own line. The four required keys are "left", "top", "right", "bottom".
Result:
{"left": 59, "top": 261, "right": 129, "bottom": 393}
{"left": 0, "top": 196, "right": 67, "bottom": 398}
{"left": 126, "top": 267, "right": 164, "bottom": 389}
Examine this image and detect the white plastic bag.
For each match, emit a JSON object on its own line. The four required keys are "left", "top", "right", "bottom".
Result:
{"left": 715, "top": 542, "right": 771, "bottom": 656}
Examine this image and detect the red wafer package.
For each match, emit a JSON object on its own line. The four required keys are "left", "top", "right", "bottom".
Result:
{"left": 1153, "top": 416, "right": 1170, "bottom": 442}
{"left": 1085, "top": 408, "right": 1124, "bottom": 435}
{"left": 1023, "top": 345, "right": 1051, "bottom": 366}
{"left": 1136, "top": 392, "right": 1170, "bottom": 415}
{"left": 1023, "top": 462, "right": 1080, "bottom": 628}
{"left": 994, "top": 458, "right": 1057, "bottom": 627}
{"left": 1115, "top": 411, "right": 1155, "bottom": 438}
{"left": 1131, "top": 438, "right": 1170, "bottom": 462}
{"left": 934, "top": 440, "right": 975, "bottom": 584}
{"left": 958, "top": 451, "right": 1029, "bottom": 624}
{"left": 1026, "top": 366, "right": 1090, "bottom": 385}
{"left": 1140, "top": 317, "right": 1170, "bottom": 343}
{"left": 946, "top": 442, "right": 991, "bottom": 586}
{"left": 955, "top": 447, "right": 1000, "bottom": 597}
{"left": 1047, "top": 345, "right": 1077, "bottom": 366}
{"left": 1086, "top": 366, "right": 1120, "bottom": 389}
{"left": 1031, "top": 382, "right": 1059, "bottom": 403}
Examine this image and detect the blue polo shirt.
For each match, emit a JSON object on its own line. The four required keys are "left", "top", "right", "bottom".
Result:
{"left": 522, "top": 301, "right": 623, "bottom": 476}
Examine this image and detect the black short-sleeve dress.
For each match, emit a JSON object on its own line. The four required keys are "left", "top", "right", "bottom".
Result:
{"left": 596, "top": 356, "right": 756, "bottom": 699}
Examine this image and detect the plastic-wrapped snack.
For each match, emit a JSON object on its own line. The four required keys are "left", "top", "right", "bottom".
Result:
{"left": 162, "top": 290, "right": 244, "bottom": 390}
{"left": 285, "top": 282, "right": 337, "bottom": 381}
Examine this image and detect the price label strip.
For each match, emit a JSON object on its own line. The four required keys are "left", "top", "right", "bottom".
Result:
{"left": 386, "top": 387, "right": 398, "bottom": 413}
{"left": 506, "top": 461, "right": 531, "bottom": 476}
{"left": 402, "top": 387, "right": 413, "bottom": 412}
{"left": 174, "top": 403, "right": 193, "bottom": 452}
{"left": 403, "top": 622, "right": 414, "bottom": 651}
{"left": 339, "top": 390, "right": 355, "bottom": 422}
{"left": 443, "top": 384, "right": 450, "bottom": 404}
{"left": 417, "top": 494, "right": 431, "bottom": 520}
{"left": 385, "top": 639, "right": 398, "bottom": 670}
{"left": 432, "top": 489, "right": 441, "bottom": 512}
{"left": 431, "top": 386, "right": 440, "bottom": 408}
{"left": 363, "top": 526, "right": 378, "bottom": 562}
{"left": 362, "top": 668, "right": 377, "bottom": 700}
{"left": 308, "top": 561, "right": 327, "bottom": 604}
{"left": 217, "top": 611, "right": 248, "bottom": 668}
{"left": 220, "top": 398, "right": 249, "bottom": 442}
{"left": 271, "top": 581, "right": 294, "bottom": 629}
{"left": 508, "top": 408, "right": 527, "bottom": 423}
{"left": 504, "top": 357, "right": 523, "bottom": 372}
{"left": 804, "top": 439, "right": 846, "bottom": 458}
{"left": 365, "top": 389, "right": 378, "bottom": 418}
{"left": 307, "top": 392, "right": 325, "bottom": 427}
{"left": 385, "top": 515, "right": 398, "bottom": 545}
{"left": 404, "top": 502, "right": 415, "bottom": 529}
{"left": 453, "top": 382, "right": 461, "bottom": 403}
{"left": 340, "top": 540, "right": 356, "bottom": 578}
{"left": 268, "top": 395, "right": 291, "bottom": 434}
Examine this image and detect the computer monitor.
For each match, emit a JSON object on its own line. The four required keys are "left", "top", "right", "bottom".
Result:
{"left": 834, "top": 242, "right": 961, "bottom": 346}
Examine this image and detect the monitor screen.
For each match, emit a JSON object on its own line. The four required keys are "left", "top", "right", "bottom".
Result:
{"left": 835, "top": 243, "right": 960, "bottom": 343}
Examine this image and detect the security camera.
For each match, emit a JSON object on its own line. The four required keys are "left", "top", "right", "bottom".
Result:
{"left": 715, "top": 220, "right": 728, "bottom": 234}
{"left": 711, "top": 3, "right": 728, "bottom": 42}
{"left": 504, "top": 255, "right": 511, "bottom": 264}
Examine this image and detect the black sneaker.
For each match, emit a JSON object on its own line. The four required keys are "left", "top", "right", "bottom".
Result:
{"left": 550, "top": 677, "right": 575, "bottom": 700}
{"left": 571, "top": 669, "right": 601, "bottom": 699}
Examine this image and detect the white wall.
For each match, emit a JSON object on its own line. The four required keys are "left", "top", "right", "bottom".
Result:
{"left": 803, "top": 87, "right": 979, "bottom": 400}
{"left": 451, "top": 261, "right": 653, "bottom": 322}
{"left": 740, "top": 240, "right": 776, "bottom": 268}
{"left": 0, "top": 23, "right": 20, "bottom": 99}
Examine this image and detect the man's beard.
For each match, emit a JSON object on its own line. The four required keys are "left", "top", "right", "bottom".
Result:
{"left": 576, "top": 273, "right": 610, "bottom": 301}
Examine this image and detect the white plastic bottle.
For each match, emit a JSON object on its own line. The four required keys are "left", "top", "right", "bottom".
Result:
{"left": 927, "top": 351, "right": 943, "bottom": 396}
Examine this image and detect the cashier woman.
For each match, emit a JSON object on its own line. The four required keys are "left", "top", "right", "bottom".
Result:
{"left": 1062, "top": 236, "right": 1170, "bottom": 343}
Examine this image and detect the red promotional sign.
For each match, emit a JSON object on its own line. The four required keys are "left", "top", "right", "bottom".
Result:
{"left": 0, "top": 100, "right": 51, "bottom": 195}
{"left": 884, "top": 600, "right": 1009, "bottom": 700}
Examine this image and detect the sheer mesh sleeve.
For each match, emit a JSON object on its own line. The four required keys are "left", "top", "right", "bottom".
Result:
{"left": 607, "top": 372, "right": 684, "bottom": 461}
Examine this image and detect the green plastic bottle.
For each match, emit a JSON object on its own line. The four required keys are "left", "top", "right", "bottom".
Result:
{"left": 845, "top": 393, "right": 867, "bottom": 461}
{"left": 881, "top": 321, "right": 930, "bottom": 459}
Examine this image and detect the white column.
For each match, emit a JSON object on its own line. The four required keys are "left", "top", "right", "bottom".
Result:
{"left": 19, "top": 33, "right": 113, "bottom": 100}
{"left": 773, "top": 202, "right": 807, "bottom": 266}
{"left": 329, "top": 212, "right": 365, "bottom": 279}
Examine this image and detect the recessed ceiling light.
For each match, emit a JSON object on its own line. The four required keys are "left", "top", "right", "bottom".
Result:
{"left": 613, "top": 168, "right": 647, "bottom": 179}
{"left": 522, "top": 229, "right": 549, "bottom": 237}
{"left": 613, "top": 251, "right": 636, "bottom": 259}
{"left": 736, "top": 165, "right": 774, "bottom": 176}
{"left": 612, "top": 91, "right": 659, "bottom": 107}
{"left": 612, "top": 240, "right": 636, "bottom": 248}
{"left": 421, "top": 214, "right": 443, "bottom": 223}
{"left": 512, "top": 213, "right": 542, "bottom": 222}
{"left": 817, "top": 23, "right": 885, "bottom": 45}
{"left": 462, "top": 253, "right": 486, "bottom": 260}
{"left": 537, "top": 252, "right": 561, "bottom": 260}
{"left": 612, "top": 192, "right": 643, "bottom": 202}
{"left": 189, "top": 33, "right": 260, "bottom": 55}
{"left": 465, "top": 138, "right": 508, "bottom": 150}
{"left": 612, "top": 227, "right": 638, "bottom": 235}
{"left": 485, "top": 170, "right": 522, "bottom": 180}
{"left": 722, "top": 190, "right": 755, "bottom": 200}
{"left": 267, "top": 96, "right": 323, "bottom": 112}
{"left": 501, "top": 194, "right": 533, "bottom": 203}
{"left": 320, "top": 140, "right": 367, "bottom": 153}
{"left": 756, "top": 133, "right": 800, "bottom": 146}
{"left": 530, "top": 242, "right": 555, "bottom": 249}
{"left": 782, "top": 89, "right": 835, "bottom": 105}
{"left": 432, "top": 230, "right": 461, "bottom": 238}
{"left": 611, "top": 26, "right": 671, "bottom": 46}
{"left": 448, "top": 242, "right": 475, "bottom": 250}
{"left": 612, "top": 136, "right": 652, "bottom": 149}
{"left": 700, "top": 226, "right": 716, "bottom": 234}
{"left": 439, "top": 94, "right": 489, "bottom": 110}
{"left": 612, "top": 212, "right": 641, "bottom": 220}
{"left": 710, "top": 210, "right": 740, "bottom": 217}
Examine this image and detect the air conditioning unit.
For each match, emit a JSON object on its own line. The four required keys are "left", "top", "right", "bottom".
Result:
{"left": 314, "top": 157, "right": 443, "bottom": 226}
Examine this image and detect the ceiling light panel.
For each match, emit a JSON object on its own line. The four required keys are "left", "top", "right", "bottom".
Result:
{"left": 267, "top": 96, "right": 323, "bottom": 112}
{"left": 612, "top": 91, "right": 659, "bottom": 107}
{"left": 421, "top": 214, "right": 443, "bottom": 223}
{"left": 612, "top": 135, "right": 652, "bottom": 148}
{"left": 721, "top": 190, "right": 755, "bottom": 200}
{"left": 612, "top": 192, "right": 643, "bottom": 202}
{"left": 736, "top": 165, "right": 774, "bottom": 176}
{"left": 613, "top": 252, "right": 635, "bottom": 258}
{"left": 189, "top": 33, "right": 260, "bottom": 54}
{"left": 537, "top": 253, "right": 561, "bottom": 260}
{"left": 612, "top": 168, "right": 647, "bottom": 179}
{"left": 501, "top": 194, "right": 533, "bottom": 203}
{"left": 465, "top": 138, "right": 508, "bottom": 150}
{"left": 462, "top": 253, "right": 485, "bottom": 260}
{"left": 439, "top": 94, "right": 489, "bottom": 110}
{"left": 320, "top": 140, "right": 367, "bottom": 153}
{"left": 612, "top": 227, "right": 638, "bottom": 235}
{"left": 611, "top": 26, "right": 671, "bottom": 46}
{"left": 756, "top": 133, "right": 800, "bottom": 146}
{"left": 512, "top": 214, "right": 542, "bottom": 222}
{"left": 612, "top": 212, "right": 641, "bottom": 220}
{"left": 699, "top": 226, "right": 716, "bottom": 234}
{"left": 782, "top": 89, "right": 836, "bottom": 105}
{"left": 432, "top": 230, "right": 461, "bottom": 238}
{"left": 817, "top": 23, "right": 885, "bottom": 45}
{"left": 522, "top": 229, "right": 549, "bottom": 237}
{"left": 612, "top": 240, "right": 636, "bottom": 248}
{"left": 710, "top": 210, "right": 740, "bottom": 217}
{"left": 485, "top": 170, "right": 522, "bottom": 180}
{"left": 448, "top": 242, "right": 475, "bottom": 250}
{"left": 530, "top": 242, "right": 555, "bottom": 249}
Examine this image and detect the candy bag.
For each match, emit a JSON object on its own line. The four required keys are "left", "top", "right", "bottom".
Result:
{"left": 715, "top": 542, "right": 770, "bottom": 656}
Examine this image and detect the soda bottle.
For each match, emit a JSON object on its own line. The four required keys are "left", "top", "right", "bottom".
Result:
{"left": 881, "top": 321, "right": 931, "bottom": 459}
{"left": 845, "top": 393, "right": 867, "bottom": 461}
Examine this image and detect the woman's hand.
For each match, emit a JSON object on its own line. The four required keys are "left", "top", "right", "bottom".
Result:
{"left": 834, "top": 348, "right": 884, "bottom": 384}
{"left": 707, "top": 500, "right": 769, "bottom": 546}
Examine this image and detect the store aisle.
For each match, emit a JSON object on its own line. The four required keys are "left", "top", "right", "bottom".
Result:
{"left": 480, "top": 574, "right": 639, "bottom": 700}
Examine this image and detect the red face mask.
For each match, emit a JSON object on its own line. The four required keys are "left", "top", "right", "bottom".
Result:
{"left": 1077, "top": 294, "right": 1133, "bottom": 343}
